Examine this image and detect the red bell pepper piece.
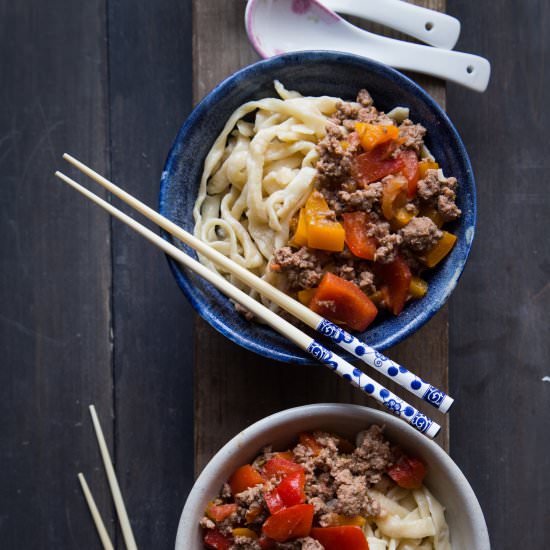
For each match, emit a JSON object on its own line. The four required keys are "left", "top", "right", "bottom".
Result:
{"left": 206, "top": 502, "right": 238, "bottom": 522}
{"left": 204, "top": 528, "right": 232, "bottom": 550}
{"left": 264, "top": 488, "right": 285, "bottom": 515}
{"left": 309, "top": 273, "right": 378, "bottom": 332}
{"left": 276, "top": 470, "right": 306, "bottom": 507}
{"left": 263, "top": 456, "right": 303, "bottom": 478}
{"left": 310, "top": 526, "right": 370, "bottom": 550}
{"left": 381, "top": 257, "right": 412, "bottom": 315}
{"left": 397, "top": 149, "right": 419, "bottom": 198}
{"left": 228, "top": 465, "right": 264, "bottom": 495}
{"left": 342, "top": 212, "right": 377, "bottom": 260}
{"left": 352, "top": 140, "right": 403, "bottom": 185}
{"left": 387, "top": 455, "right": 427, "bottom": 489}
{"left": 262, "top": 504, "right": 314, "bottom": 542}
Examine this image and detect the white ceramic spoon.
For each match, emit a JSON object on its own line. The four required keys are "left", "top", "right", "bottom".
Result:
{"left": 245, "top": 0, "right": 490, "bottom": 92}
{"left": 320, "top": 0, "right": 460, "bottom": 49}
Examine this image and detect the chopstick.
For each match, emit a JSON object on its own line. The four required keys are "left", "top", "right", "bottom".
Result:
{"left": 55, "top": 167, "right": 440, "bottom": 439}
{"left": 78, "top": 406, "right": 138, "bottom": 550}
{"left": 78, "top": 473, "right": 115, "bottom": 550}
{"left": 62, "top": 153, "right": 452, "bottom": 414}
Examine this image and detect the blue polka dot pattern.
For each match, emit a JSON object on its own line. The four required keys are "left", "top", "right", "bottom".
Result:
{"left": 354, "top": 345, "right": 366, "bottom": 356}
{"left": 380, "top": 388, "right": 390, "bottom": 398}
{"left": 411, "top": 380, "right": 422, "bottom": 390}
{"left": 343, "top": 374, "right": 352, "bottom": 381}
{"left": 388, "top": 366, "right": 398, "bottom": 377}
{"left": 404, "top": 406, "right": 414, "bottom": 417}
{"left": 399, "top": 366, "right": 408, "bottom": 373}
{"left": 364, "top": 383, "right": 375, "bottom": 394}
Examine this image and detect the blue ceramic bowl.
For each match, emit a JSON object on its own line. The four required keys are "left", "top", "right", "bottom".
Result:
{"left": 159, "top": 51, "right": 476, "bottom": 364}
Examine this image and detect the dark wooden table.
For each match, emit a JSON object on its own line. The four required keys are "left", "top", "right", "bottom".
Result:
{"left": 1, "top": 1, "right": 548, "bottom": 548}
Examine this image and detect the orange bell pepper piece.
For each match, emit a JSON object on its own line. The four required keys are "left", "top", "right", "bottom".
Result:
{"left": 262, "top": 504, "right": 314, "bottom": 542}
{"left": 309, "top": 273, "right": 378, "bottom": 332}
{"left": 423, "top": 231, "right": 457, "bottom": 268}
{"left": 381, "top": 176, "right": 408, "bottom": 221}
{"left": 228, "top": 465, "right": 264, "bottom": 495}
{"left": 355, "top": 122, "right": 399, "bottom": 151}
{"left": 418, "top": 159, "right": 439, "bottom": 179}
{"left": 206, "top": 502, "right": 238, "bottom": 522}
{"left": 304, "top": 192, "right": 345, "bottom": 252}
{"left": 297, "top": 288, "right": 318, "bottom": 306}
{"left": 232, "top": 528, "right": 258, "bottom": 539}
{"left": 325, "top": 515, "right": 367, "bottom": 527}
{"left": 290, "top": 208, "right": 308, "bottom": 247}
{"left": 342, "top": 211, "right": 377, "bottom": 260}
{"left": 420, "top": 205, "right": 444, "bottom": 228}
{"left": 352, "top": 140, "right": 403, "bottom": 186}
{"left": 298, "top": 433, "right": 322, "bottom": 456}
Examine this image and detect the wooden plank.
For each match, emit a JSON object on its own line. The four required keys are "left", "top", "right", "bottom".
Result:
{"left": 193, "top": 0, "right": 449, "bottom": 475}
{"left": 106, "top": 1, "right": 194, "bottom": 547}
{"left": 0, "top": 0, "right": 114, "bottom": 547}
{"left": 447, "top": 0, "right": 550, "bottom": 547}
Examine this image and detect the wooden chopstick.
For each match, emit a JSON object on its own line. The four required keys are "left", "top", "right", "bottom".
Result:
{"left": 77, "top": 473, "right": 115, "bottom": 550}
{"left": 88, "top": 405, "right": 138, "bottom": 550}
{"left": 62, "top": 153, "right": 453, "bottom": 414}
{"left": 55, "top": 167, "right": 440, "bottom": 438}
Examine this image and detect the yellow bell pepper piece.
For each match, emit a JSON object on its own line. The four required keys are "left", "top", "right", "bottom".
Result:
{"left": 390, "top": 206, "right": 418, "bottom": 230}
{"left": 297, "top": 287, "right": 318, "bottom": 306}
{"left": 420, "top": 206, "right": 444, "bottom": 228}
{"left": 291, "top": 208, "right": 308, "bottom": 247}
{"left": 329, "top": 514, "right": 367, "bottom": 527}
{"left": 232, "top": 528, "right": 258, "bottom": 539}
{"left": 423, "top": 231, "right": 457, "bottom": 268}
{"left": 418, "top": 160, "right": 439, "bottom": 179}
{"left": 409, "top": 276, "right": 428, "bottom": 299}
{"left": 304, "top": 192, "right": 345, "bottom": 252}
{"left": 355, "top": 122, "right": 399, "bottom": 151}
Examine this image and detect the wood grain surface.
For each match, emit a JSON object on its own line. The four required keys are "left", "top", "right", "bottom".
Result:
{"left": 1, "top": 0, "right": 549, "bottom": 548}
{"left": 193, "top": 0, "right": 449, "bottom": 477}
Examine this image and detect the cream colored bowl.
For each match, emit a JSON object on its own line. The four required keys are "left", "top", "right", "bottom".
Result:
{"left": 176, "top": 404, "right": 489, "bottom": 549}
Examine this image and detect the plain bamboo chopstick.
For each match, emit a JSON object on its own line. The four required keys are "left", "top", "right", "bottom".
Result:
{"left": 77, "top": 473, "right": 115, "bottom": 550}
{"left": 89, "top": 405, "right": 138, "bottom": 550}
{"left": 62, "top": 153, "right": 452, "bottom": 414}
{"left": 55, "top": 169, "right": 440, "bottom": 438}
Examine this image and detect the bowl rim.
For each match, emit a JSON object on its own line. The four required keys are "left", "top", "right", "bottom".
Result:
{"left": 159, "top": 51, "right": 476, "bottom": 363}
{"left": 175, "top": 403, "right": 490, "bottom": 549}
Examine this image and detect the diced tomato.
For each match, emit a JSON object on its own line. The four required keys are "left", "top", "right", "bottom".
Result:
{"left": 310, "top": 526, "right": 370, "bottom": 550}
{"left": 264, "top": 488, "right": 285, "bottom": 515}
{"left": 263, "top": 457, "right": 303, "bottom": 479}
{"left": 387, "top": 455, "right": 427, "bottom": 489}
{"left": 342, "top": 212, "right": 377, "bottom": 260}
{"left": 298, "top": 433, "right": 322, "bottom": 456}
{"left": 262, "top": 504, "right": 314, "bottom": 542}
{"left": 381, "top": 257, "right": 412, "bottom": 315}
{"left": 228, "top": 465, "right": 264, "bottom": 495}
{"left": 352, "top": 140, "right": 403, "bottom": 185}
{"left": 206, "top": 502, "right": 238, "bottom": 522}
{"left": 276, "top": 471, "right": 306, "bottom": 507}
{"left": 397, "top": 149, "right": 419, "bottom": 198}
{"left": 204, "top": 528, "right": 232, "bottom": 550}
{"left": 309, "top": 273, "right": 378, "bottom": 332}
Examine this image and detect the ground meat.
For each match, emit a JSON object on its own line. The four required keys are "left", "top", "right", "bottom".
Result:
{"left": 334, "top": 182, "right": 382, "bottom": 213}
{"left": 230, "top": 538, "right": 262, "bottom": 550}
{"left": 334, "top": 260, "right": 376, "bottom": 294}
{"left": 400, "top": 216, "right": 443, "bottom": 253}
{"left": 356, "top": 89, "right": 374, "bottom": 107}
{"left": 398, "top": 119, "right": 426, "bottom": 153}
{"left": 363, "top": 216, "right": 403, "bottom": 264}
{"left": 199, "top": 516, "right": 215, "bottom": 530}
{"left": 275, "top": 538, "right": 324, "bottom": 550}
{"left": 417, "top": 169, "right": 461, "bottom": 222}
{"left": 272, "top": 246, "right": 328, "bottom": 291}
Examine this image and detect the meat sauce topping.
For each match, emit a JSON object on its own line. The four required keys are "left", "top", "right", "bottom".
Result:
{"left": 269, "top": 89, "right": 461, "bottom": 332}
{"left": 200, "top": 426, "right": 428, "bottom": 550}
